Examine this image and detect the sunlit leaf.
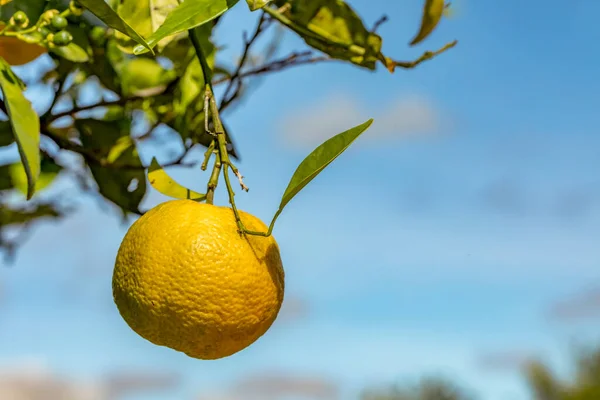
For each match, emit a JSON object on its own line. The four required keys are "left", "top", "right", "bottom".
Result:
{"left": 50, "top": 43, "right": 90, "bottom": 63}
{"left": 410, "top": 0, "right": 446, "bottom": 46}
{"left": 115, "top": 0, "right": 180, "bottom": 53}
{"left": 9, "top": 154, "right": 62, "bottom": 196}
{"left": 272, "top": 0, "right": 455, "bottom": 72}
{"left": 133, "top": 0, "right": 240, "bottom": 55}
{"left": 273, "top": 0, "right": 382, "bottom": 69}
{"left": 0, "top": 57, "right": 40, "bottom": 200}
{"left": 51, "top": 24, "right": 93, "bottom": 63}
{"left": 148, "top": 157, "right": 205, "bottom": 200}
{"left": 246, "top": 0, "right": 272, "bottom": 11}
{"left": 278, "top": 119, "right": 372, "bottom": 211}
{"left": 120, "top": 57, "right": 177, "bottom": 97}
{"left": 76, "top": 0, "right": 153, "bottom": 53}
{"left": 266, "top": 119, "right": 372, "bottom": 233}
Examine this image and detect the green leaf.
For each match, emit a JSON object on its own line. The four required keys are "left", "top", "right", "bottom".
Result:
{"left": 277, "top": 119, "right": 373, "bottom": 212}
{"left": 76, "top": 119, "right": 146, "bottom": 214}
{"left": 272, "top": 0, "right": 382, "bottom": 69}
{"left": 0, "top": 203, "right": 62, "bottom": 227}
{"left": 76, "top": 0, "right": 153, "bottom": 53}
{"left": 246, "top": 0, "right": 272, "bottom": 11}
{"left": 0, "top": 120, "right": 13, "bottom": 147}
{"left": 0, "top": 0, "right": 46, "bottom": 22}
{"left": 0, "top": 57, "right": 40, "bottom": 200}
{"left": 50, "top": 43, "right": 90, "bottom": 63}
{"left": 115, "top": 0, "right": 181, "bottom": 53}
{"left": 9, "top": 154, "right": 62, "bottom": 196}
{"left": 272, "top": 0, "right": 455, "bottom": 72}
{"left": 148, "top": 157, "right": 205, "bottom": 200}
{"left": 52, "top": 24, "right": 93, "bottom": 63}
{"left": 133, "top": 0, "right": 240, "bottom": 55}
{"left": 119, "top": 57, "right": 177, "bottom": 97}
{"left": 410, "top": 0, "right": 446, "bottom": 46}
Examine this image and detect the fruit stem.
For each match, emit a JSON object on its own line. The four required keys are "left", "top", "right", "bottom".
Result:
{"left": 201, "top": 139, "right": 215, "bottom": 171}
{"left": 206, "top": 151, "right": 221, "bottom": 205}
{"left": 190, "top": 25, "right": 269, "bottom": 236}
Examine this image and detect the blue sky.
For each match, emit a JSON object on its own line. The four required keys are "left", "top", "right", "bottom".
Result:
{"left": 1, "top": 0, "right": 600, "bottom": 399}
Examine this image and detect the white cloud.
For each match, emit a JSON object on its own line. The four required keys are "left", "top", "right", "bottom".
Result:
{"left": 197, "top": 373, "right": 338, "bottom": 400}
{"left": 278, "top": 93, "right": 445, "bottom": 148}
{"left": 548, "top": 287, "right": 600, "bottom": 322}
{"left": 0, "top": 359, "right": 179, "bottom": 400}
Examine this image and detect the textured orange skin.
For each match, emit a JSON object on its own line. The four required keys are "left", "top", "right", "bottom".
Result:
{"left": 112, "top": 200, "right": 285, "bottom": 360}
{"left": 0, "top": 36, "right": 47, "bottom": 66}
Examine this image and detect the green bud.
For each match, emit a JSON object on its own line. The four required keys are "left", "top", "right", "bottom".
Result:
{"left": 52, "top": 30, "right": 73, "bottom": 47}
{"left": 50, "top": 15, "right": 68, "bottom": 31}
{"left": 41, "top": 10, "right": 59, "bottom": 24}
{"left": 69, "top": 1, "right": 85, "bottom": 17}
{"left": 89, "top": 26, "right": 106, "bottom": 46}
{"left": 10, "top": 11, "right": 29, "bottom": 28}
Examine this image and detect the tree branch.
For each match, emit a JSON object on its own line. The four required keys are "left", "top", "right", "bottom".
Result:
{"left": 213, "top": 51, "right": 334, "bottom": 86}
{"left": 219, "top": 12, "right": 272, "bottom": 111}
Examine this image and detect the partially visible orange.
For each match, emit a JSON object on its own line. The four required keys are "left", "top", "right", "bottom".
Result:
{"left": 0, "top": 35, "right": 47, "bottom": 66}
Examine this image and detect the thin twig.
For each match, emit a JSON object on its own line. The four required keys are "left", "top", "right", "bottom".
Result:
{"left": 45, "top": 97, "right": 144, "bottom": 123}
{"left": 219, "top": 12, "right": 271, "bottom": 110}
{"left": 213, "top": 51, "right": 333, "bottom": 86}
{"left": 371, "top": 15, "right": 388, "bottom": 33}
{"left": 42, "top": 129, "right": 193, "bottom": 170}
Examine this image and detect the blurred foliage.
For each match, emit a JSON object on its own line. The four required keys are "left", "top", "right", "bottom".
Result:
{"left": 361, "top": 377, "right": 474, "bottom": 400}
{"left": 361, "top": 346, "right": 600, "bottom": 400}
{"left": 526, "top": 346, "right": 600, "bottom": 400}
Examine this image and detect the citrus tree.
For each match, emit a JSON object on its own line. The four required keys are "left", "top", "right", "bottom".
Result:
{"left": 0, "top": 0, "right": 456, "bottom": 359}
{"left": 0, "top": 0, "right": 455, "bottom": 256}
{"left": 361, "top": 377, "right": 475, "bottom": 400}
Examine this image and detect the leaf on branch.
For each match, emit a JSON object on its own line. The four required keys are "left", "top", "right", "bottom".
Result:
{"left": 246, "top": 0, "right": 272, "bottom": 12}
{"left": 49, "top": 25, "right": 92, "bottom": 63}
{"left": 0, "top": 57, "right": 40, "bottom": 200}
{"left": 273, "top": 0, "right": 382, "bottom": 69}
{"left": 0, "top": 120, "right": 13, "bottom": 147}
{"left": 271, "top": 0, "right": 455, "bottom": 72}
{"left": 0, "top": 0, "right": 46, "bottom": 22}
{"left": 267, "top": 119, "right": 372, "bottom": 232}
{"left": 76, "top": 119, "right": 146, "bottom": 214}
{"left": 133, "top": 0, "right": 240, "bottom": 55}
{"left": 50, "top": 43, "right": 90, "bottom": 63}
{"left": 148, "top": 157, "right": 205, "bottom": 201}
{"left": 120, "top": 57, "right": 177, "bottom": 97}
{"left": 115, "top": 0, "right": 180, "bottom": 53}
{"left": 9, "top": 153, "right": 62, "bottom": 196}
{"left": 279, "top": 118, "right": 372, "bottom": 210}
{"left": 0, "top": 202, "right": 62, "bottom": 227}
{"left": 76, "top": 0, "right": 153, "bottom": 53}
{"left": 410, "top": 0, "right": 446, "bottom": 46}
